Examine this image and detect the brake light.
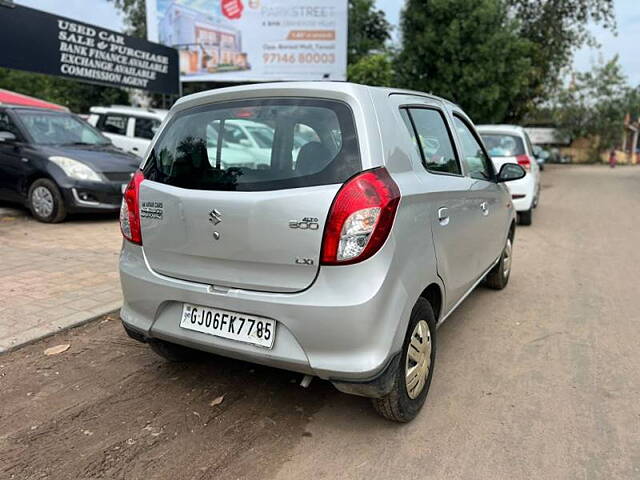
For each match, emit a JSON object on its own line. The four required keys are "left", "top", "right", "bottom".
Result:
{"left": 516, "top": 154, "right": 531, "bottom": 171}
{"left": 321, "top": 168, "right": 400, "bottom": 265}
{"left": 120, "top": 170, "right": 144, "bottom": 245}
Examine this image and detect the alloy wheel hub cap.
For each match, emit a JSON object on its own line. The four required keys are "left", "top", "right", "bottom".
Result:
{"left": 503, "top": 237, "right": 512, "bottom": 277}
{"left": 32, "top": 186, "right": 54, "bottom": 217}
{"left": 405, "top": 319, "right": 432, "bottom": 399}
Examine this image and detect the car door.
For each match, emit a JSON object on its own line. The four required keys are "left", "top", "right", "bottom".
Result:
{"left": 96, "top": 113, "right": 130, "bottom": 151}
{"left": 129, "top": 117, "right": 158, "bottom": 157}
{"left": 0, "top": 111, "right": 28, "bottom": 201}
{"left": 452, "top": 114, "right": 510, "bottom": 274}
{"left": 398, "top": 101, "right": 479, "bottom": 310}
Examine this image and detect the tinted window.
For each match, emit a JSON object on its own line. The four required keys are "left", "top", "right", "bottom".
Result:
{"left": 134, "top": 117, "right": 160, "bottom": 140}
{"left": 15, "top": 111, "right": 109, "bottom": 145}
{"left": 480, "top": 133, "right": 525, "bottom": 157}
{"left": 453, "top": 116, "right": 493, "bottom": 181}
{"left": 99, "top": 114, "right": 128, "bottom": 135}
{"left": 403, "top": 108, "right": 460, "bottom": 175}
{"left": 143, "top": 99, "right": 360, "bottom": 191}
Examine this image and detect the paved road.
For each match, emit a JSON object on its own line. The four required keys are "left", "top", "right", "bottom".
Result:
{"left": 0, "top": 210, "right": 122, "bottom": 352}
{"left": 1, "top": 165, "right": 639, "bottom": 479}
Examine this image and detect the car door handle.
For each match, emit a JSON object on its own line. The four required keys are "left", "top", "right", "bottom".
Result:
{"left": 437, "top": 207, "right": 449, "bottom": 226}
{"left": 480, "top": 201, "right": 489, "bottom": 216}
{"left": 132, "top": 147, "right": 139, "bottom": 151}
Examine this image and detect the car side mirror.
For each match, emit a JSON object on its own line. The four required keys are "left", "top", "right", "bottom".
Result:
{"left": 0, "top": 131, "right": 17, "bottom": 143}
{"left": 497, "top": 163, "right": 526, "bottom": 182}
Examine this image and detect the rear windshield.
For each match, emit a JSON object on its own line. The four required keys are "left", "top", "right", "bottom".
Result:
{"left": 143, "top": 98, "right": 361, "bottom": 191}
{"left": 480, "top": 133, "right": 525, "bottom": 157}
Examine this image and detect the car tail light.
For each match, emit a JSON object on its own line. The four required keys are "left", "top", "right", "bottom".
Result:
{"left": 321, "top": 168, "right": 400, "bottom": 265}
{"left": 120, "top": 170, "right": 144, "bottom": 245}
{"left": 516, "top": 154, "right": 532, "bottom": 171}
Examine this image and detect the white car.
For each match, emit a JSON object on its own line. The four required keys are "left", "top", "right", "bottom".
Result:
{"left": 478, "top": 125, "right": 540, "bottom": 225}
{"left": 87, "top": 106, "right": 168, "bottom": 158}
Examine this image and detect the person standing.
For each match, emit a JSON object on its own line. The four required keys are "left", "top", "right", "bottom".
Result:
{"left": 609, "top": 149, "right": 617, "bottom": 168}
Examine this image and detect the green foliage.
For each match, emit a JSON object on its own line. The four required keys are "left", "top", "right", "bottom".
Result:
{"left": 0, "top": 68, "right": 128, "bottom": 113}
{"left": 505, "top": 0, "right": 616, "bottom": 119}
{"left": 108, "top": 0, "right": 147, "bottom": 38}
{"left": 552, "top": 57, "right": 630, "bottom": 156}
{"left": 396, "top": 0, "right": 535, "bottom": 123}
{"left": 348, "top": 0, "right": 391, "bottom": 65}
{"left": 347, "top": 54, "right": 394, "bottom": 87}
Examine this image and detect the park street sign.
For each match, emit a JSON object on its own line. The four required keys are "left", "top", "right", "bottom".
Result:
{"left": 0, "top": 3, "right": 179, "bottom": 95}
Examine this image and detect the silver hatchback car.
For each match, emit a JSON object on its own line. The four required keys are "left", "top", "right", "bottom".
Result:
{"left": 119, "top": 83, "right": 525, "bottom": 422}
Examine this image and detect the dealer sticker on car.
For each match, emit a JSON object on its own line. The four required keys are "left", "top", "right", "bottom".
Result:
{"left": 180, "top": 304, "right": 276, "bottom": 348}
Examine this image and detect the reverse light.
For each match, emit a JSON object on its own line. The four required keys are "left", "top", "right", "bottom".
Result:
{"left": 120, "top": 170, "right": 144, "bottom": 245}
{"left": 321, "top": 168, "right": 400, "bottom": 265}
{"left": 516, "top": 154, "right": 532, "bottom": 171}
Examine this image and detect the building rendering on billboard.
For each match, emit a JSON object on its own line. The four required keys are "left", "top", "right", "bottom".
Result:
{"left": 146, "top": 0, "right": 348, "bottom": 82}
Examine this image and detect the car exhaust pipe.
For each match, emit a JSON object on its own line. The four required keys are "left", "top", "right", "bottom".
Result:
{"left": 300, "top": 375, "right": 313, "bottom": 388}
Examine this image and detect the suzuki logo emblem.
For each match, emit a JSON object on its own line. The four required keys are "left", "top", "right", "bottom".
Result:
{"left": 209, "top": 208, "right": 222, "bottom": 225}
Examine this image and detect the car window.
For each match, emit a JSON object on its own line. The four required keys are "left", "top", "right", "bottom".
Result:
{"left": 15, "top": 110, "right": 109, "bottom": 145}
{"left": 0, "top": 112, "right": 22, "bottom": 139}
{"left": 134, "top": 117, "right": 160, "bottom": 140}
{"left": 401, "top": 108, "right": 461, "bottom": 175}
{"left": 99, "top": 114, "right": 128, "bottom": 135}
{"left": 144, "top": 99, "right": 360, "bottom": 192}
{"left": 480, "top": 133, "right": 525, "bottom": 157}
{"left": 453, "top": 116, "right": 493, "bottom": 181}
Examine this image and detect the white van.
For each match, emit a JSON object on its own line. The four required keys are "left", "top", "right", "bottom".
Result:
{"left": 87, "top": 106, "right": 168, "bottom": 158}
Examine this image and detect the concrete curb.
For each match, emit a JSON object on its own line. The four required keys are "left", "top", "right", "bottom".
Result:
{"left": 0, "top": 302, "right": 122, "bottom": 354}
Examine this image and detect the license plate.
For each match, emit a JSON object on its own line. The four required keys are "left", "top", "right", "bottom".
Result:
{"left": 180, "top": 303, "right": 276, "bottom": 349}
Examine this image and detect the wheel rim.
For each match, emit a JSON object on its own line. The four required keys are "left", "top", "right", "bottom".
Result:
{"left": 503, "top": 237, "right": 512, "bottom": 278}
{"left": 405, "top": 319, "right": 432, "bottom": 399}
{"left": 32, "top": 186, "right": 54, "bottom": 218}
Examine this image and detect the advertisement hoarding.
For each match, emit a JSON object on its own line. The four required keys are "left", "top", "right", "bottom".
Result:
{"left": 0, "top": 4, "right": 180, "bottom": 95}
{"left": 146, "top": 0, "right": 347, "bottom": 82}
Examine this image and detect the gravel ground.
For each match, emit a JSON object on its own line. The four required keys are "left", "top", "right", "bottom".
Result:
{"left": 0, "top": 165, "right": 639, "bottom": 480}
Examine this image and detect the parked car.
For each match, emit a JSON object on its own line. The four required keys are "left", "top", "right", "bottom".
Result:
{"left": 478, "top": 125, "right": 541, "bottom": 225}
{"left": 118, "top": 83, "right": 525, "bottom": 422}
{"left": 87, "top": 106, "right": 168, "bottom": 158}
{"left": 532, "top": 145, "right": 549, "bottom": 171}
{"left": 0, "top": 105, "right": 140, "bottom": 223}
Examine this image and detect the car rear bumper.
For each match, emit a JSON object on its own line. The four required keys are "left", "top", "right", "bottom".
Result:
{"left": 119, "top": 240, "right": 410, "bottom": 396}
{"left": 507, "top": 173, "right": 536, "bottom": 211}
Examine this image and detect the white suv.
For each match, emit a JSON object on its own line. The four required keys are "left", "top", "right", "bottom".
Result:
{"left": 87, "top": 106, "right": 168, "bottom": 158}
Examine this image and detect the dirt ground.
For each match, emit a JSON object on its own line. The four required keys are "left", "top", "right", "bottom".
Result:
{"left": 1, "top": 165, "right": 639, "bottom": 480}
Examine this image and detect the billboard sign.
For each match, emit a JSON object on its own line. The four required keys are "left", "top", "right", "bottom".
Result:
{"left": 146, "top": 0, "right": 347, "bottom": 82}
{"left": 0, "top": 4, "right": 180, "bottom": 95}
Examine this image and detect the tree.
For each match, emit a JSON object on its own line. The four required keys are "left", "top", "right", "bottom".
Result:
{"left": 347, "top": 53, "right": 394, "bottom": 87}
{"left": 108, "top": 0, "right": 147, "bottom": 38}
{"left": 396, "top": 0, "right": 535, "bottom": 123}
{"left": 505, "top": 0, "right": 616, "bottom": 119}
{"left": 0, "top": 68, "right": 128, "bottom": 113}
{"left": 552, "top": 57, "right": 629, "bottom": 159}
{"left": 348, "top": 0, "right": 391, "bottom": 65}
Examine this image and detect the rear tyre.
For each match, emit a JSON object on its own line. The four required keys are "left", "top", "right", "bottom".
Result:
{"left": 149, "top": 339, "right": 198, "bottom": 362}
{"left": 485, "top": 235, "right": 513, "bottom": 290}
{"left": 28, "top": 179, "right": 66, "bottom": 223}
{"left": 372, "top": 298, "right": 436, "bottom": 423}
{"left": 518, "top": 209, "right": 532, "bottom": 226}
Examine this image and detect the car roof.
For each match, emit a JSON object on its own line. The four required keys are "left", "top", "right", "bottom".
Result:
{"left": 476, "top": 124, "right": 527, "bottom": 136}
{"left": 173, "top": 82, "right": 457, "bottom": 112}
{"left": 90, "top": 105, "right": 168, "bottom": 119}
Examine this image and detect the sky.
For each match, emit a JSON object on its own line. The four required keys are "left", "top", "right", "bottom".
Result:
{"left": 376, "top": 0, "right": 640, "bottom": 87}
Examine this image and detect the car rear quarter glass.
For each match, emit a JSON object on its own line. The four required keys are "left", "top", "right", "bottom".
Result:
{"left": 143, "top": 98, "right": 361, "bottom": 191}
